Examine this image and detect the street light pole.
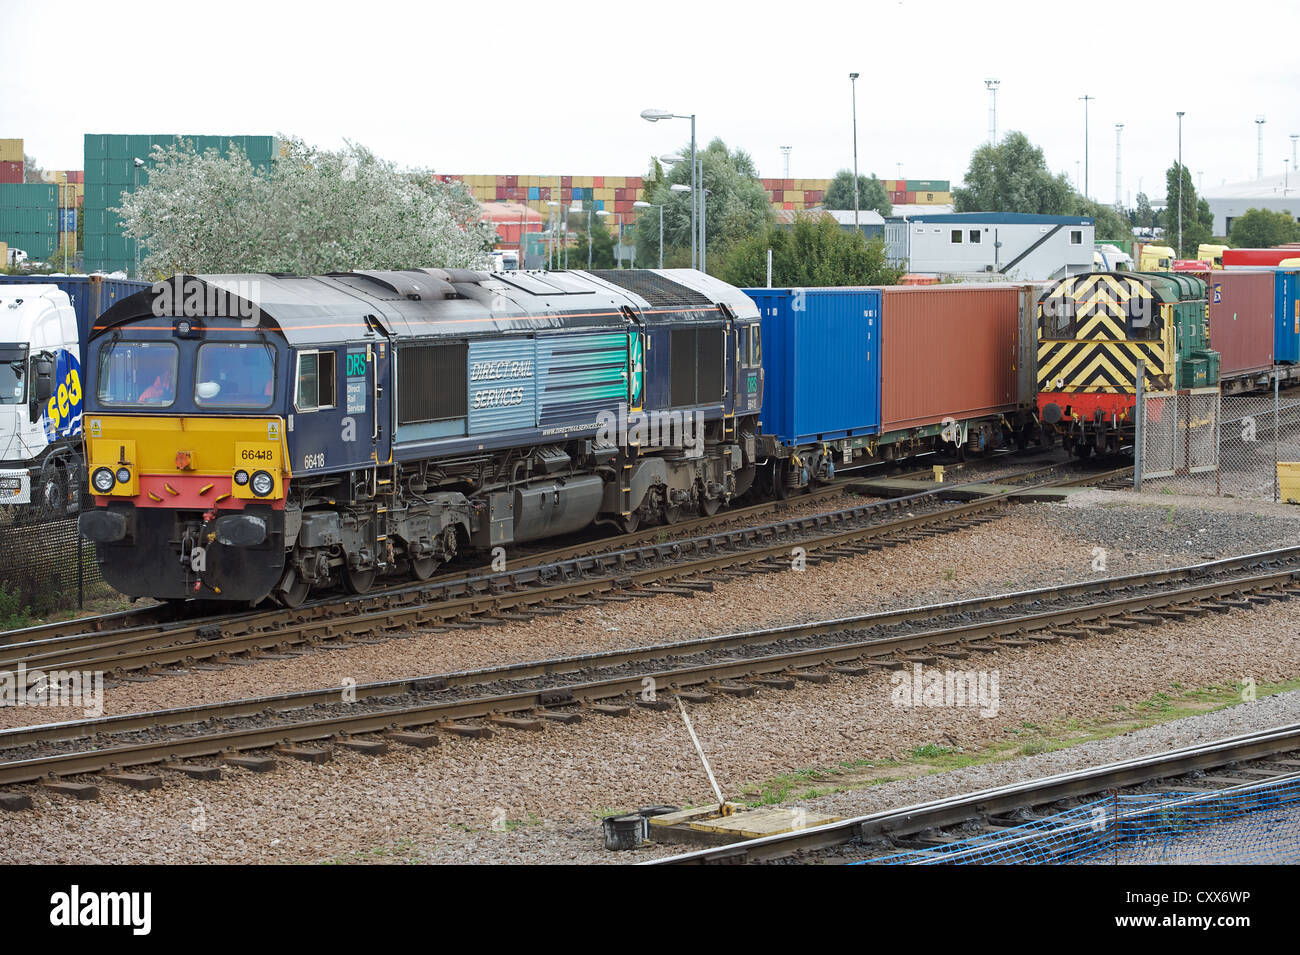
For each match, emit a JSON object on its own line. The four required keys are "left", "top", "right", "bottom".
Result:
{"left": 850, "top": 72, "right": 860, "bottom": 232}
{"left": 1079, "top": 95, "right": 1093, "bottom": 199}
{"left": 132, "top": 157, "right": 144, "bottom": 278}
{"left": 640, "top": 109, "right": 696, "bottom": 268}
{"left": 1177, "top": 110, "right": 1185, "bottom": 256}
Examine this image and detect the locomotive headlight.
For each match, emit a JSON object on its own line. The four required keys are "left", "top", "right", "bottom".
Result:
{"left": 233, "top": 469, "right": 249, "bottom": 486}
{"left": 115, "top": 467, "right": 132, "bottom": 485}
{"left": 250, "top": 470, "right": 274, "bottom": 497}
{"left": 92, "top": 467, "right": 115, "bottom": 494}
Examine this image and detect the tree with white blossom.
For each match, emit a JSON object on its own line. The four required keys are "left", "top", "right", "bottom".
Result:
{"left": 116, "top": 137, "right": 495, "bottom": 277}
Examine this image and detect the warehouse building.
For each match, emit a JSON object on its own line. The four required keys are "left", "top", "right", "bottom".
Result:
{"left": 1203, "top": 173, "right": 1300, "bottom": 236}
{"left": 885, "top": 212, "right": 1095, "bottom": 281}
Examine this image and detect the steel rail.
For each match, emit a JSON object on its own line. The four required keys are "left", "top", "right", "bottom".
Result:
{"left": 0, "top": 551, "right": 1290, "bottom": 786}
{"left": 647, "top": 722, "right": 1300, "bottom": 864}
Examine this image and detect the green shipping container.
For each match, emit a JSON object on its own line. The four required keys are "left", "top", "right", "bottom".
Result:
{"left": 0, "top": 209, "right": 57, "bottom": 232}
{"left": 906, "top": 179, "right": 950, "bottom": 192}
{"left": 0, "top": 183, "right": 57, "bottom": 207}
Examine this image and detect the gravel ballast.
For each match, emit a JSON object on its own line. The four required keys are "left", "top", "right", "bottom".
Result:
{"left": 3, "top": 493, "right": 1298, "bottom": 732}
{"left": 2, "top": 584, "right": 1299, "bottom": 864}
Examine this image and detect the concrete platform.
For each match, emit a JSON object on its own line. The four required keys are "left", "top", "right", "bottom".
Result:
{"left": 647, "top": 802, "right": 840, "bottom": 846}
{"left": 848, "top": 477, "right": 1078, "bottom": 503}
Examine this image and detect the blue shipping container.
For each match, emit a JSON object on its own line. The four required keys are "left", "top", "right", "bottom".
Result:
{"left": 1275, "top": 269, "right": 1300, "bottom": 364}
{"left": 743, "top": 287, "right": 881, "bottom": 446}
{"left": 0, "top": 275, "right": 150, "bottom": 347}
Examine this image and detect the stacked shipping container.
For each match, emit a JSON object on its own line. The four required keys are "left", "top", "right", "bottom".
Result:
{"left": 0, "top": 139, "right": 22, "bottom": 184}
{"left": 0, "top": 182, "right": 59, "bottom": 261}
{"left": 83, "top": 133, "right": 279, "bottom": 274}
{"left": 441, "top": 173, "right": 955, "bottom": 235}
{"left": 438, "top": 174, "right": 648, "bottom": 222}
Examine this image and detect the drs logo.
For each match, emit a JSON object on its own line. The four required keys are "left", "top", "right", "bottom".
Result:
{"left": 42, "top": 350, "right": 83, "bottom": 442}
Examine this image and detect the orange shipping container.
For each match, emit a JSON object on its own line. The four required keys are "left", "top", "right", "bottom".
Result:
{"left": 880, "top": 286, "right": 1022, "bottom": 432}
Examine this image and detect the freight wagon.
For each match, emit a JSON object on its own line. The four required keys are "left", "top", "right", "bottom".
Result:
{"left": 744, "top": 284, "right": 1042, "bottom": 493}
{"left": 1180, "top": 269, "right": 1300, "bottom": 394}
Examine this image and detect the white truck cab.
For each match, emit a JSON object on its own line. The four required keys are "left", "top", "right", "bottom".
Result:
{"left": 0, "top": 285, "right": 84, "bottom": 512}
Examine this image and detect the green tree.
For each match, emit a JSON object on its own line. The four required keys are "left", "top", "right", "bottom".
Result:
{"left": 823, "top": 170, "right": 891, "bottom": 216}
{"left": 639, "top": 138, "right": 774, "bottom": 273}
{"left": 1133, "top": 192, "right": 1157, "bottom": 231}
{"left": 23, "top": 154, "right": 44, "bottom": 184}
{"left": 1164, "top": 163, "right": 1215, "bottom": 257}
{"left": 717, "top": 213, "right": 903, "bottom": 288}
{"left": 1071, "top": 196, "right": 1131, "bottom": 242}
{"left": 953, "top": 132, "right": 1073, "bottom": 214}
{"left": 115, "top": 137, "right": 495, "bottom": 276}
{"left": 1228, "top": 207, "right": 1300, "bottom": 248}
{"left": 566, "top": 211, "right": 617, "bottom": 269}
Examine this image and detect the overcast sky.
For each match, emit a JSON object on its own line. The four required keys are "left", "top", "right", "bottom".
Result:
{"left": 5, "top": 0, "right": 1297, "bottom": 203}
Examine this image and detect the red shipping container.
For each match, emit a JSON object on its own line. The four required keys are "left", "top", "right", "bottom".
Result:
{"left": 905, "top": 191, "right": 917, "bottom": 203}
{"left": 593, "top": 176, "right": 604, "bottom": 187}
{"left": 1190, "top": 270, "right": 1277, "bottom": 379}
{"left": 1223, "top": 248, "right": 1300, "bottom": 267}
{"left": 880, "top": 286, "right": 1022, "bottom": 432}
{"left": 67, "top": 170, "right": 83, "bottom": 183}
{"left": 628, "top": 177, "right": 642, "bottom": 188}
{"left": 506, "top": 176, "right": 517, "bottom": 187}
{"left": 562, "top": 176, "right": 572, "bottom": 188}
{"left": 0, "top": 161, "right": 22, "bottom": 183}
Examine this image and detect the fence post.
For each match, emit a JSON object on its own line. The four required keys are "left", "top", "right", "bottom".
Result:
{"left": 1134, "top": 359, "right": 1145, "bottom": 490}
{"left": 1276, "top": 370, "right": 1281, "bottom": 503}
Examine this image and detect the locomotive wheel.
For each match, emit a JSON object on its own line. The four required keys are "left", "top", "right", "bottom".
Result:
{"left": 343, "top": 565, "right": 376, "bottom": 594}
{"left": 772, "top": 461, "right": 788, "bottom": 500}
{"left": 409, "top": 556, "right": 439, "bottom": 580}
{"left": 661, "top": 503, "right": 683, "bottom": 525}
{"left": 276, "top": 569, "right": 310, "bottom": 609}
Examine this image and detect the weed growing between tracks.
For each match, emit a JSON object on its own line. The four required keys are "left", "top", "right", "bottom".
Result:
{"left": 734, "top": 679, "right": 1300, "bottom": 809}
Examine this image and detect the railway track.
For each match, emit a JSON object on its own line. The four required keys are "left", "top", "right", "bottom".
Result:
{"left": 0, "top": 460, "right": 1122, "bottom": 681}
{"left": 0, "top": 536, "right": 1286, "bottom": 800}
{"left": 1, "top": 451, "right": 1051, "bottom": 648}
{"left": 648, "top": 722, "right": 1300, "bottom": 865}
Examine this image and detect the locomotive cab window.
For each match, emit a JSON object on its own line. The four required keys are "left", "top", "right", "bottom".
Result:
{"left": 195, "top": 342, "right": 275, "bottom": 408}
{"left": 97, "top": 341, "right": 179, "bottom": 408}
{"left": 295, "top": 350, "right": 336, "bottom": 412}
{"left": 748, "top": 324, "right": 762, "bottom": 365}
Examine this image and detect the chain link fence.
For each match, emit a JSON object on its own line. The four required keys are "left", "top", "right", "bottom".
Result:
{"left": 0, "top": 494, "right": 108, "bottom": 623}
{"left": 1137, "top": 374, "right": 1300, "bottom": 502}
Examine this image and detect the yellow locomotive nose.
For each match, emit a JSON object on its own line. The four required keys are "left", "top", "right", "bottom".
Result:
{"left": 86, "top": 415, "right": 289, "bottom": 504}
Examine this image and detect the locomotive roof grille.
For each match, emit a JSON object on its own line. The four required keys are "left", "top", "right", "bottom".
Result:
{"left": 586, "top": 269, "right": 713, "bottom": 308}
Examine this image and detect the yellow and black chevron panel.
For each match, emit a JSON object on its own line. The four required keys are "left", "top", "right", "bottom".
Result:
{"left": 1036, "top": 340, "right": 1167, "bottom": 393}
{"left": 1037, "top": 272, "right": 1173, "bottom": 393}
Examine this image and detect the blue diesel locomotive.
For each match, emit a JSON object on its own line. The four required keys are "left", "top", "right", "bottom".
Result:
{"left": 78, "top": 268, "right": 764, "bottom": 605}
